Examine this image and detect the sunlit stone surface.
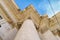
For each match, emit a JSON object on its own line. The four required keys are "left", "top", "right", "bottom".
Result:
{"left": 4, "top": 28, "right": 18, "bottom": 40}
{"left": 56, "top": 35, "right": 60, "bottom": 40}
{"left": 0, "top": 0, "right": 60, "bottom": 40}
{"left": 0, "top": 19, "right": 12, "bottom": 40}
{"left": 0, "top": 27, "right": 17, "bottom": 40}
{"left": 43, "top": 30, "right": 58, "bottom": 40}
{"left": 14, "top": 19, "right": 41, "bottom": 40}
{"left": 0, "top": 19, "right": 17, "bottom": 40}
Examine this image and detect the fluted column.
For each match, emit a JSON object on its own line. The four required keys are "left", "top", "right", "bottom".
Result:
{"left": 0, "top": 0, "right": 18, "bottom": 23}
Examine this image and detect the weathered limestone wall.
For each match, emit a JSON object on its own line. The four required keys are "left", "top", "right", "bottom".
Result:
{"left": 0, "top": 0, "right": 21, "bottom": 23}
{"left": 56, "top": 35, "right": 60, "bottom": 40}
{"left": 4, "top": 28, "right": 18, "bottom": 40}
{"left": 0, "top": 0, "right": 17, "bottom": 23}
{"left": 38, "top": 15, "right": 49, "bottom": 33}
{"left": 0, "top": 19, "right": 12, "bottom": 40}
{"left": 0, "top": 0, "right": 60, "bottom": 40}
{"left": 0, "top": 4, "right": 13, "bottom": 23}
{"left": 42, "top": 30, "right": 58, "bottom": 40}
{"left": 49, "top": 12, "right": 60, "bottom": 36}
{"left": 50, "top": 12, "right": 60, "bottom": 30}
{"left": 22, "top": 5, "right": 41, "bottom": 28}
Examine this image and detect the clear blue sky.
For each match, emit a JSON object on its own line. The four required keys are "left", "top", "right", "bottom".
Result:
{"left": 14, "top": 0, "right": 60, "bottom": 18}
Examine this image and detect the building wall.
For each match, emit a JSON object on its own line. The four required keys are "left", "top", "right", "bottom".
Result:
{"left": 0, "top": 0, "right": 21, "bottom": 23}
{"left": 0, "top": 0, "right": 60, "bottom": 39}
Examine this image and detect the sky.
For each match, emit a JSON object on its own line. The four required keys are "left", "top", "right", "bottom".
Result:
{"left": 14, "top": 0, "right": 60, "bottom": 18}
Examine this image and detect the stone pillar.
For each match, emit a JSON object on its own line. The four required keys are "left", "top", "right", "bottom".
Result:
{"left": 14, "top": 19, "right": 41, "bottom": 40}
{"left": 4, "top": 28, "right": 18, "bottom": 40}
{"left": 56, "top": 35, "right": 60, "bottom": 40}
{"left": 43, "top": 30, "right": 58, "bottom": 40}
{"left": 0, "top": 19, "right": 12, "bottom": 40}
{"left": 0, "top": 0, "right": 17, "bottom": 23}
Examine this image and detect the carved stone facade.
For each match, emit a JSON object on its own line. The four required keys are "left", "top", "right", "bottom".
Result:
{"left": 0, "top": 0, "right": 60, "bottom": 40}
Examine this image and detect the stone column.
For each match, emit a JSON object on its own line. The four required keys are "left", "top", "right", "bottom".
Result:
{"left": 0, "top": 0, "right": 17, "bottom": 23}
{"left": 14, "top": 19, "right": 41, "bottom": 40}
{"left": 4, "top": 28, "right": 18, "bottom": 40}
{"left": 56, "top": 35, "right": 60, "bottom": 40}
{"left": 43, "top": 30, "right": 58, "bottom": 40}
